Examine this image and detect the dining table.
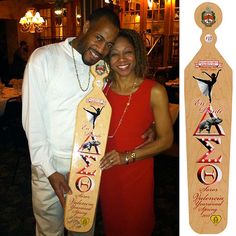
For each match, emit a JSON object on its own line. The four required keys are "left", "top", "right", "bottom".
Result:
{"left": 0, "top": 80, "right": 22, "bottom": 117}
{"left": 165, "top": 77, "right": 179, "bottom": 88}
{"left": 165, "top": 77, "right": 179, "bottom": 104}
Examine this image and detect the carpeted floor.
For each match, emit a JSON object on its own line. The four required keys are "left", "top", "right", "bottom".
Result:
{"left": 0, "top": 124, "right": 179, "bottom": 236}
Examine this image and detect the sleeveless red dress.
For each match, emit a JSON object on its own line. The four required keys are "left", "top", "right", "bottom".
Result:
{"left": 100, "top": 79, "right": 157, "bottom": 236}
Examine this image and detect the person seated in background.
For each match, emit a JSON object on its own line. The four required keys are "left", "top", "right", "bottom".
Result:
{"left": 11, "top": 40, "right": 29, "bottom": 79}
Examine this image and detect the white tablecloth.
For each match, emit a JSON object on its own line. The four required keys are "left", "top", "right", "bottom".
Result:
{"left": 0, "top": 87, "right": 21, "bottom": 116}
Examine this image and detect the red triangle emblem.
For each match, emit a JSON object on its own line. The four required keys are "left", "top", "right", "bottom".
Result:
{"left": 193, "top": 105, "right": 225, "bottom": 136}
{"left": 78, "top": 132, "right": 101, "bottom": 155}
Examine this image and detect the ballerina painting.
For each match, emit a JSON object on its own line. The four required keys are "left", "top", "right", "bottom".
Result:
{"left": 83, "top": 105, "right": 105, "bottom": 129}
{"left": 193, "top": 69, "right": 221, "bottom": 103}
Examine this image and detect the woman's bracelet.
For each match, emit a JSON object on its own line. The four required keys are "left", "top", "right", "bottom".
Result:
{"left": 125, "top": 151, "right": 136, "bottom": 165}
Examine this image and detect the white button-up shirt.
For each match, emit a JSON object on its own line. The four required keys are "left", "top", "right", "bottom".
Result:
{"left": 22, "top": 38, "right": 94, "bottom": 177}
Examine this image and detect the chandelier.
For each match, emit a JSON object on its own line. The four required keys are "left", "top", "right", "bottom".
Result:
{"left": 19, "top": 9, "right": 45, "bottom": 33}
{"left": 147, "top": 0, "right": 153, "bottom": 9}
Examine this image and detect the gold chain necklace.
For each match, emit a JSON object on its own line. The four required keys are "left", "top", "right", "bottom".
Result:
{"left": 105, "top": 79, "right": 137, "bottom": 139}
{"left": 71, "top": 46, "right": 91, "bottom": 92}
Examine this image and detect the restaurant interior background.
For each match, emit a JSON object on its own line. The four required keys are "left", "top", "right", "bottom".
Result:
{"left": 0, "top": 0, "right": 179, "bottom": 85}
{"left": 0, "top": 0, "right": 179, "bottom": 235}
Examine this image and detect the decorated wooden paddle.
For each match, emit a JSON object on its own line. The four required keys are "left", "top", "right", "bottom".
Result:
{"left": 64, "top": 60, "right": 111, "bottom": 232}
{"left": 184, "top": 2, "right": 232, "bottom": 234}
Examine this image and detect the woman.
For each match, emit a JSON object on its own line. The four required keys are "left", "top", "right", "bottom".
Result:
{"left": 99, "top": 29, "right": 173, "bottom": 236}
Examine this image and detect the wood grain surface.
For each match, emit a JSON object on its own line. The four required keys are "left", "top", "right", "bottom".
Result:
{"left": 184, "top": 2, "right": 232, "bottom": 234}
{"left": 64, "top": 61, "right": 111, "bottom": 232}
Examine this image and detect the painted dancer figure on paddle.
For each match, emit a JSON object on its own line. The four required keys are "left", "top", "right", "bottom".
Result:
{"left": 193, "top": 69, "right": 221, "bottom": 103}
{"left": 83, "top": 105, "right": 105, "bottom": 129}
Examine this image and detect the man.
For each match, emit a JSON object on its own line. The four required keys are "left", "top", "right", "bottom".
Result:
{"left": 22, "top": 8, "right": 120, "bottom": 236}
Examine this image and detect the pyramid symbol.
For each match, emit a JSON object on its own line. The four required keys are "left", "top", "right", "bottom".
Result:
{"left": 193, "top": 105, "right": 225, "bottom": 136}
{"left": 78, "top": 133, "right": 101, "bottom": 155}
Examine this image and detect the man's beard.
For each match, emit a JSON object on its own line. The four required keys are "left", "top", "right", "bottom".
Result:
{"left": 76, "top": 36, "right": 103, "bottom": 66}
{"left": 81, "top": 50, "right": 94, "bottom": 66}
{"left": 81, "top": 48, "right": 102, "bottom": 66}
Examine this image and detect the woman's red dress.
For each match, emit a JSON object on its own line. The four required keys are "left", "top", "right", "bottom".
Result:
{"left": 100, "top": 79, "right": 157, "bottom": 236}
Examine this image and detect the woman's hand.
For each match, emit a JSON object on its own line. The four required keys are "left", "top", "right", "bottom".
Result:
{"left": 100, "top": 150, "right": 126, "bottom": 170}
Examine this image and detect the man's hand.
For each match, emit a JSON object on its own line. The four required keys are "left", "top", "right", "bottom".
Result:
{"left": 48, "top": 172, "right": 72, "bottom": 208}
{"left": 136, "top": 123, "right": 156, "bottom": 149}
